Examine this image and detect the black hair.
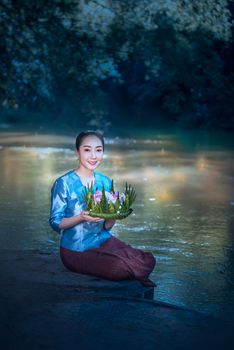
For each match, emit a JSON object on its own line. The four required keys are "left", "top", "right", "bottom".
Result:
{"left": 75, "top": 131, "right": 105, "bottom": 151}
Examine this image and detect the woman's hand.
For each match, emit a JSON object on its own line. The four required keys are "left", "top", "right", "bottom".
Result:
{"left": 103, "top": 219, "right": 116, "bottom": 230}
{"left": 80, "top": 211, "right": 103, "bottom": 222}
{"left": 59, "top": 211, "right": 103, "bottom": 230}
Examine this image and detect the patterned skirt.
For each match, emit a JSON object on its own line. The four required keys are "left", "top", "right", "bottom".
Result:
{"left": 60, "top": 235, "right": 156, "bottom": 287}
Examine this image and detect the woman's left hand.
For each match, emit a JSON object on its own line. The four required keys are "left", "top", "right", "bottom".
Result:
{"left": 104, "top": 219, "right": 116, "bottom": 230}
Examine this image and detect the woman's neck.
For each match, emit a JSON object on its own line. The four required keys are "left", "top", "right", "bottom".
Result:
{"left": 75, "top": 165, "right": 94, "bottom": 179}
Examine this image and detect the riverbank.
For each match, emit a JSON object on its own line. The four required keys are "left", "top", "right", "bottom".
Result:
{"left": 1, "top": 249, "right": 233, "bottom": 350}
{"left": 1, "top": 123, "right": 234, "bottom": 150}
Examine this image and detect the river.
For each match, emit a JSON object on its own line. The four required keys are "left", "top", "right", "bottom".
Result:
{"left": 0, "top": 129, "right": 233, "bottom": 322}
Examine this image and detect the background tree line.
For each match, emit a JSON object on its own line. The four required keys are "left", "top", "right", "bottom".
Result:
{"left": 0, "top": 0, "right": 233, "bottom": 130}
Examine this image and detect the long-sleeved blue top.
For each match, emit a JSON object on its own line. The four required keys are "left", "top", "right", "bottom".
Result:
{"left": 49, "top": 169, "right": 113, "bottom": 252}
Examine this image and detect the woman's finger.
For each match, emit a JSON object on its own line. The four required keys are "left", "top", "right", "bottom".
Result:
{"left": 83, "top": 213, "right": 102, "bottom": 221}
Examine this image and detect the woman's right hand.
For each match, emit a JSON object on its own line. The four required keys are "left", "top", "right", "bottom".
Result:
{"left": 80, "top": 211, "right": 103, "bottom": 222}
{"left": 59, "top": 211, "right": 103, "bottom": 230}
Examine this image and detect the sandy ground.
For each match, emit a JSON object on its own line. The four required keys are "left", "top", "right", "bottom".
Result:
{"left": 0, "top": 249, "right": 233, "bottom": 350}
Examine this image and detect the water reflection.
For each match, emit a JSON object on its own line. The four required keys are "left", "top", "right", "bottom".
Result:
{"left": 0, "top": 132, "right": 234, "bottom": 322}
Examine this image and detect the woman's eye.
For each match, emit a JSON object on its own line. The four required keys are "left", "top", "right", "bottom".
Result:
{"left": 97, "top": 149, "right": 102, "bottom": 152}
{"left": 84, "top": 149, "right": 90, "bottom": 152}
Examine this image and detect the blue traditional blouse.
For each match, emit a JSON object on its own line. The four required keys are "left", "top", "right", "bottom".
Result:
{"left": 49, "top": 169, "right": 113, "bottom": 252}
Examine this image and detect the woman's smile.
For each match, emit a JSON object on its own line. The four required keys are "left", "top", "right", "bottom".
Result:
{"left": 88, "top": 160, "right": 98, "bottom": 165}
{"left": 76, "top": 135, "right": 104, "bottom": 173}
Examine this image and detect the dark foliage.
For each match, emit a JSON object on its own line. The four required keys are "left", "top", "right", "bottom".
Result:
{"left": 0, "top": 0, "right": 233, "bottom": 130}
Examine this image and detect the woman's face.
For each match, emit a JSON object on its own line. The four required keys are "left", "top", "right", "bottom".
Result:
{"left": 77, "top": 135, "right": 104, "bottom": 171}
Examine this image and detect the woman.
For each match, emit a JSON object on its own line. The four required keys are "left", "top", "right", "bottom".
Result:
{"left": 49, "top": 131, "right": 156, "bottom": 287}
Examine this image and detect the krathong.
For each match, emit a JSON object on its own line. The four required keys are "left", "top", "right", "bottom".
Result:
{"left": 83, "top": 180, "right": 136, "bottom": 220}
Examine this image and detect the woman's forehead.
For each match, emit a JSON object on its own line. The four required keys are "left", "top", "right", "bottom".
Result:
{"left": 80, "top": 135, "right": 103, "bottom": 147}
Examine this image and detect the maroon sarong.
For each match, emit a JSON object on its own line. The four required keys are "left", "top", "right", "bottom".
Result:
{"left": 60, "top": 236, "right": 156, "bottom": 287}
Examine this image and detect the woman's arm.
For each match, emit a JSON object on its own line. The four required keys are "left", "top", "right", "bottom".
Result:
{"left": 59, "top": 211, "right": 103, "bottom": 230}
{"left": 50, "top": 178, "right": 102, "bottom": 233}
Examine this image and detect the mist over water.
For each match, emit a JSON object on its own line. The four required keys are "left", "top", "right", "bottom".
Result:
{"left": 0, "top": 130, "right": 234, "bottom": 322}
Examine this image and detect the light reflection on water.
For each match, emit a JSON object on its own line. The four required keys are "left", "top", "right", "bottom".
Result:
{"left": 0, "top": 132, "right": 234, "bottom": 322}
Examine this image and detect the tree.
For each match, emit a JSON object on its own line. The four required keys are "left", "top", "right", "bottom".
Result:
{"left": 0, "top": 0, "right": 233, "bottom": 129}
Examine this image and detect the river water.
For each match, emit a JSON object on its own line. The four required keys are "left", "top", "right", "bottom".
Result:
{"left": 0, "top": 130, "right": 234, "bottom": 322}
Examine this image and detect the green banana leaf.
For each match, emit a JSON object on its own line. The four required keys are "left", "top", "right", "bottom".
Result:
{"left": 89, "top": 208, "right": 133, "bottom": 220}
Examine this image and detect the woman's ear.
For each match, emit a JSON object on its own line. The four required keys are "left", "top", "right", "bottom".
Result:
{"left": 75, "top": 149, "right": 79, "bottom": 160}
